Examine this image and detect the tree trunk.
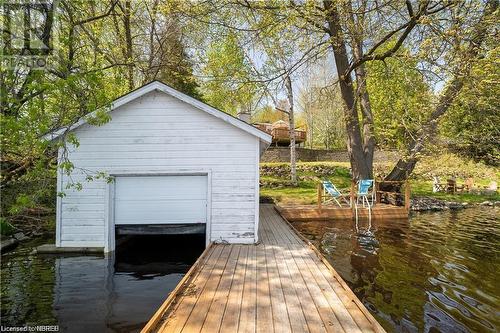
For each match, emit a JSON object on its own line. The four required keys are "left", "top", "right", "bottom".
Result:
{"left": 123, "top": 0, "right": 134, "bottom": 90}
{"left": 146, "top": 0, "right": 159, "bottom": 81}
{"left": 285, "top": 75, "right": 297, "bottom": 186}
{"left": 356, "top": 64, "right": 375, "bottom": 177}
{"left": 323, "top": 0, "right": 371, "bottom": 180}
{"left": 305, "top": 97, "right": 314, "bottom": 149}
{"left": 347, "top": 0, "right": 375, "bottom": 178}
{"left": 385, "top": 0, "right": 498, "bottom": 181}
{"left": 385, "top": 79, "right": 465, "bottom": 181}
{"left": 307, "top": 119, "right": 314, "bottom": 149}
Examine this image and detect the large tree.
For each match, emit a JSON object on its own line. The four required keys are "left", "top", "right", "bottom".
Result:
{"left": 176, "top": 0, "right": 462, "bottom": 179}
{"left": 1, "top": 0, "right": 200, "bottom": 215}
{"left": 365, "top": 45, "right": 431, "bottom": 150}
{"left": 201, "top": 33, "right": 257, "bottom": 115}
{"left": 441, "top": 46, "right": 499, "bottom": 166}
{"left": 385, "top": 0, "right": 498, "bottom": 180}
{"left": 321, "top": 0, "right": 461, "bottom": 179}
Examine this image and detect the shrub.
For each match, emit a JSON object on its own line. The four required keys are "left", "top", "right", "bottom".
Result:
{"left": 0, "top": 218, "right": 16, "bottom": 236}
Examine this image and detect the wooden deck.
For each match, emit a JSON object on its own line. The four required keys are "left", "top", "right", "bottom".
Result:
{"left": 277, "top": 204, "right": 409, "bottom": 222}
{"left": 142, "top": 204, "right": 385, "bottom": 333}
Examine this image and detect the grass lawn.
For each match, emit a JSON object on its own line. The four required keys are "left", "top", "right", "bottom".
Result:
{"left": 260, "top": 180, "right": 318, "bottom": 204}
{"left": 260, "top": 161, "right": 500, "bottom": 205}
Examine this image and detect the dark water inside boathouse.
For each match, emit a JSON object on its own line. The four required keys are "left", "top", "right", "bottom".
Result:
{"left": 292, "top": 207, "right": 500, "bottom": 333}
{"left": 1, "top": 234, "right": 205, "bottom": 332}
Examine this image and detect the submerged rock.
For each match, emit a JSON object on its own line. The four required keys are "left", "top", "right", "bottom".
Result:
{"left": 411, "top": 197, "right": 467, "bottom": 212}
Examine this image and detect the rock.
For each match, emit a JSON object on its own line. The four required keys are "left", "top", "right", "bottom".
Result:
{"left": 447, "top": 202, "right": 464, "bottom": 210}
{"left": 411, "top": 196, "right": 467, "bottom": 212}
{"left": 0, "top": 238, "right": 18, "bottom": 252}
{"left": 480, "top": 201, "right": 493, "bottom": 206}
{"left": 260, "top": 196, "right": 275, "bottom": 204}
{"left": 13, "top": 232, "right": 29, "bottom": 241}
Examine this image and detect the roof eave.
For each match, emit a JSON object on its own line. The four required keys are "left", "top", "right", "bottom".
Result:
{"left": 44, "top": 81, "right": 273, "bottom": 144}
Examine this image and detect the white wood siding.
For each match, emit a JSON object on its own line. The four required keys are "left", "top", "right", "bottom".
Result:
{"left": 58, "top": 90, "right": 259, "bottom": 248}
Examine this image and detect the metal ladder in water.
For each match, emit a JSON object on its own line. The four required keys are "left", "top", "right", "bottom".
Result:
{"left": 352, "top": 196, "right": 373, "bottom": 234}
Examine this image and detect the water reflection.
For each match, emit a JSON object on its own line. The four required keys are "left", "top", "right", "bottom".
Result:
{"left": 293, "top": 207, "right": 500, "bottom": 333}
{"left": 1, "top": 235, "right": 204, "bottom": 332}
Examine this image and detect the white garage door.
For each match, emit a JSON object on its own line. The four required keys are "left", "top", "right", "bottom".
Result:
{"left": 114, "top": 175, "right": 207, "bottom": 225}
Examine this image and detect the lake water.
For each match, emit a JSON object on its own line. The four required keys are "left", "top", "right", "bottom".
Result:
{"left": 292, "top": 207, "right": 500, "bottom": 333}
{"left": 1, "top": 234, "right": 205, "bottom": 332}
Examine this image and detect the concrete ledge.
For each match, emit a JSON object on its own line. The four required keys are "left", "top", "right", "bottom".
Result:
{"left": 35, "top": 244, "right": 104, "bottom": 254}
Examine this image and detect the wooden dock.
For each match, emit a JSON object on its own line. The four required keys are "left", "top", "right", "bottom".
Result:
{"left": 142, "top": 204, "right": 385, "bottom": 333}
{"left": 277, "top": 204, "right": 409, "bottom": 222}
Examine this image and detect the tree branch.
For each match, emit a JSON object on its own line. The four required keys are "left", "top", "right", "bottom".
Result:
{"left": 74, "top": 0, "right": 119, "bottom": 26}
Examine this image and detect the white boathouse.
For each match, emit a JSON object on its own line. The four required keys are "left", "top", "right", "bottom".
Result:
{"left": 49, "top": 81, "right": 271, "bottom": 252}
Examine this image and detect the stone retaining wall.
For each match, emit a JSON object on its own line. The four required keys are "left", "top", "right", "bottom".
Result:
{"left": 261, "top": 147, "right": 398, "bottom": 163}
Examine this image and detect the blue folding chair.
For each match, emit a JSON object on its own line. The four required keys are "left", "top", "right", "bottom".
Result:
{"left": 353, "top": 179, "right": 376, "bottom": 221}
{"left": 357, "top": 179, "right": 375, "bottom": 208}
{"left": 322, "top": 180, "right": 351, "bottom": 207}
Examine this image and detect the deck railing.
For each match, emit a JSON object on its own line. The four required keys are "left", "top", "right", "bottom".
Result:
{"left": 271, "top": 128, "right": 307, "bottom": 142}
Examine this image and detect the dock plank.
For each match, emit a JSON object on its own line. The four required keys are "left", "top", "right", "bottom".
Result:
{"left": 274, "top": 241, "right": 325, "bottom": 332}
{"left": 277, "top": 243, "right": 325, "bottom": 333}
{"left": 200, "top": 245, "right": 240, "bottom": 333}
{"left": 219, "top": 245, "right": 248, "bottom": 332}
{"left": 155, "top": 245, "right": 224, "bottom": 332}
{"left": 143, "top": 204, "right": 385, "bottom": 333}
{"left": 255, "top": 244, "right": 273, "bottom": 333}
{"left": 239, "top": 244, "right": 257, "bottom": 332}
{"left": 181, "top": 245, "right": 232, "bottom": 332}
{"left": 293, "top": 244, "right": 364, "bottom": 333}
{"left": 264, "top": 241, "right": 291, "bottom": 333}
{"left": 286, "top": 243, "right": 344, "bottom": 333}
